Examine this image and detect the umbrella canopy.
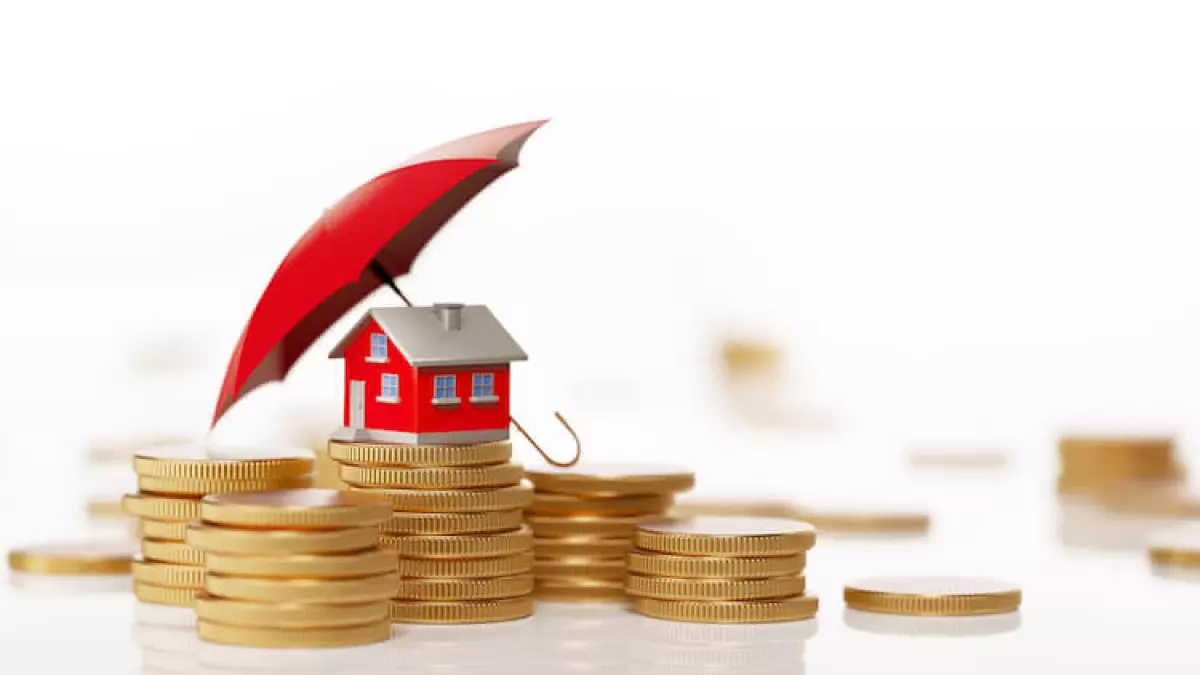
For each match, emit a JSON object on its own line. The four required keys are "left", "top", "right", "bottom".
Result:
{"left": 212, "top": 120, "right": 548, "bottom": 426}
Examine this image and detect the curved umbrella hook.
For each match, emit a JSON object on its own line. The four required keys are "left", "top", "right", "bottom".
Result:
{"left": 511, "top": 413, "right": 582, "bottom": 468}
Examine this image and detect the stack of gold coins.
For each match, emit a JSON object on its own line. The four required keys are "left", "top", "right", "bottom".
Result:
{"left": 123, "top": 444, "right": 314, "bottom": 607}
{"left": 1057, "top": 435, "right": 1184, "bottom": 495}
{"left": 329, "top": 439, "right": 537, "bottom": 624}
{"left": 627, "top": 517, "right": 818, "bottom": 623}
{"left": 525, "top": 463, "right": 694, "bottom": 602}
{"left": 188, "top": 489, "right": 397, "bottom": 648}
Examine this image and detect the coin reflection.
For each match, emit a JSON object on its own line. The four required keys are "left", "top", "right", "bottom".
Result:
{"left": 134, "top": 617, "right": 201, "bottom": 674}
{"left": 842, "top": 608, "right": 1021, "bottom": 637}
{"left": 628, "top": 613, "right": 816, "bottom": 674}
{"left": 9, "top": 572, "right": 131, "bottom": 594}
{"left": 1057, "top": 495, "right": 1179, "bottom": 552}
{"left": 1150, "top": 564, "right": 1200, "bottom": 583}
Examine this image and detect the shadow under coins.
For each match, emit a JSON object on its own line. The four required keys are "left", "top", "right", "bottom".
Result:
{"left": 9, "top": 572, "right": 131, "bottom": 594}
{"left": 842, "top": 608, "right": 1022, "bottom": 638}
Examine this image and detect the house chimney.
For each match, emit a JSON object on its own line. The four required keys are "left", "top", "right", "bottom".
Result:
{"left": 433, "top": 303, "right": 464, "bottom": 331}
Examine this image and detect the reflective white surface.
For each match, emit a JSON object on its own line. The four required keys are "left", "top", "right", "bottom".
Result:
{"left": 4, "top": 463, "right": 1200, "bottom": 674}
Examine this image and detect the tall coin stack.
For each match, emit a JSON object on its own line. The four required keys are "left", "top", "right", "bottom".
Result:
{"left": 123, "top": 445, "right": 314, "bottom": 607}
{"left": 525, "top": 463, "right": 695, "bottom": 602}
{"left": 626, "top": 517, "right": 819, "bottom": 623}
{"left": 329, "top": 439, "right": 538, "bottom": 624}
{"left": 187, "top": 489, "right": 397, "bottom": 648}
{"left": 1057, "top": 435, "right": 1183, "bottom": 495}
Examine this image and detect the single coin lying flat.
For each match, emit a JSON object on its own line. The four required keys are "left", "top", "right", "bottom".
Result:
{"left": 843, "top": 576, "right": 1021, "bottom": 616}
{"left": 8, "top": 539, "right": 136, "bottom": 575}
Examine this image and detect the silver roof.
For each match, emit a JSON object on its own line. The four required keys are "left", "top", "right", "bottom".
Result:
{"left": 328, "top": 305, "right": 528, "bottom": 366}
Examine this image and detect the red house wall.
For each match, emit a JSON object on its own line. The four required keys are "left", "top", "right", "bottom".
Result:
{"left": 342, "top": 318, "right": 418, "bottom": 433}
{"left": 415, "top": 365, "right": 511, "bottom": 433}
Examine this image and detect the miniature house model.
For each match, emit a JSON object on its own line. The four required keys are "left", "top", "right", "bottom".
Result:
{"left": 329, "top": 303, "right": 526, "bottom": 444}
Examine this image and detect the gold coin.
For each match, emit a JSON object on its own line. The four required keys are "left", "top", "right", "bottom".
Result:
{"left": 1150, "top": 549, "right": 1200, "bottom": 566}
{"left": 533, "top": 537, "right": 631, "bottom": 557}
{"left": 397, "top": 551, "right": 534, "bottom": 578}
{"left": 86, "top": 499, "right": 127, "bottom": 519}
{"left": 137, "top": 474, "right": 312, "bottom": 497}
{"left": 1147, "top": 524, "right": 1200, "bottom": 567}
{"left": 534, "top": 578, "right": 627, "bottom": 602}
{"left": 205, "top": 549, "right": 399, "bottom": 579}
{"left": 350, "top": 482, "right": 534, "bottom": 513}
{"left": 720, "top": 340, "right": 781, "bottom": 371}
{"left": 138, "top": 519, "right": 189, "bottom": 541}
{"left": 527, "top": 492, "right": 673, "bottom": 516}
{"left": 1059, "top": 435, "right": 1174, "bottom": 456}
{"left": 669, "top": 499, "right": 802, "bottom": 520}
{"left": 200, "top": 489, "right": 392, "bottom": 530}
{"left": 122, "top": 494, "right": 202, "bottom": 521}
{"left": 340, "top": 462, "right": 525, "bottom": 489}
{"left": 635, "top": 517, "right": 817, "bottom": 557}
{"left": 328, "top": 440, "right": 512, "bottom": 467}
{"left": 532, "top": 556, "right": 627, "bottom": 581}
{"left": 791, "top": 508, "right": 930, "bottom": 534}
{"left": 134, "top": 444, "right": 314, "bottom": 480}
{"left": 526, "top": 514, "right": 643, "bottom": 538}
{"left": 379, "top": 525, "right": 532, "bottom": 559}
{"left": 381, "top": 509, "right": 524, "bottom": 535}
{"left": 634, "top": 595, "right": 819, "bottom": 624}
{"left": 626, "top": 550, "right": 805, "bottom": 579}
{"left": 186, "top": 523, "right": 377, "bottom": 555}
{"left": 907, "top": 449, "right": 1009, "bottom": 469}
{"left": 132, "top": 559, "right": 204, "bottom": 588}
{"left": 843, "top": 577, "right": 1021, "bottom": 616}
{"left": 141, "top": 539, "right": 203, "bottom": 565}
{"left": 7, "top": 540, "right": 135, "bottom": 575}
{"left": 195, "top": 593, "right": 390, "bottom": 628}
{"left": 626, "top": 574, "right": 805, "bottom": 601}
{"left": 395, "top": 572, "right": 534, "bottom": 601}
{"left": 134, "top": 582, "right": 199, "bottom": 607}
{"left": 389, "top": 596, "right": 534, "bottom": 624}
{"left": 206, "top": 571, "right": 399, "bottom": 603}
{"left": 526, "top": 463, "right": 695, "bottom": 497}
{"left": 197, "top": 619, "right": 391, "bottom": 648}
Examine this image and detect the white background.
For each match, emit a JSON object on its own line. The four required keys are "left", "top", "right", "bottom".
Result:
{"left": 2, "top": 3, "right": 1200, "bottom": 670}
{"left": 3, "top": 0, "right": 1200, "bottom": 527}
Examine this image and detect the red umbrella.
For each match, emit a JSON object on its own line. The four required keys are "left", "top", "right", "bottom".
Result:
{"left": 212, "top": 119, "right": 580, "bottom": 466}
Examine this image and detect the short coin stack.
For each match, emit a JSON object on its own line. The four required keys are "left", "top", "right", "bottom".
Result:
{"left": 124, "top": 445, "right": 314, "bottom": 607}
{"left": 329, "top": 439, "right": 537, "bottom": 624}
{"left": 525, "top": 463, "right": 694, "bottom": 602}
{"left": 627, "top": 517, "right": 818, "bottom": 623}
{"left": 1057, "top": 434, "right": 1183, "bottom": 495}
{"left": 188, "top": 489, "right": 398, "bottom": 648}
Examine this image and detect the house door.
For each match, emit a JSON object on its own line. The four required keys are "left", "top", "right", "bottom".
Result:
{"left": 349, "top": 380, "right": 366, "bottom": 428}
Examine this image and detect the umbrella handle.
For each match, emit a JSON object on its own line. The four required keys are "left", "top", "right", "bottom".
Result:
{"left": 511, "top": 412, "right": 582, "bottom": 468}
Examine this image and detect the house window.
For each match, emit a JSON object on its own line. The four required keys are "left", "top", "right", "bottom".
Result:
{"left": 433, "top": 375, "right": 458, "bottom": 403}
{"left": 368, "top": 333, "right": 388, "bottom": 362}
{"left": 379, "top": 373, "right": 399, "bottom": 402}
{"left": 472, "top": 373, "right": 495, "bottom": 398}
